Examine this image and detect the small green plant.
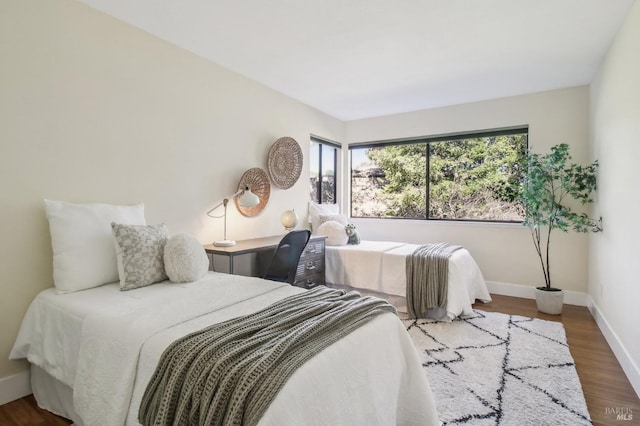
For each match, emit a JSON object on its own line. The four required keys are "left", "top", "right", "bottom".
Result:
{"left": 521, "top": 143, "right": 601, "bottom": 290}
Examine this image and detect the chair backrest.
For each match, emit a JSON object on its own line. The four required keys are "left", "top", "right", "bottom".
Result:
{"left": 263, "top": 230, "right": 311, "bottom": 284}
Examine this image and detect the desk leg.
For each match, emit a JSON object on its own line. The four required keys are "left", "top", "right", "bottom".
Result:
{"left": 229, "top": 255, "right": 234, "bottom": 275}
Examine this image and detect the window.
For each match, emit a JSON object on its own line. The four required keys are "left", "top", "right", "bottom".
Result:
{"left": 350, "top": 127, "right": 528, "bottom": 222}
{"left": 310, "top": 135, "right": 340, "bottom": 204}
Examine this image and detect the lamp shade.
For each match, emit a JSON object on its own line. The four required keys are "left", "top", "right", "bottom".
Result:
{"left": 238, "top": 187, "right": 260, "bottom": 207}
{"left": 281, "top": 209, "right": 298, "bottom": 231}
{"left": 235, "top": 168, "right": 270, "bottom": 217}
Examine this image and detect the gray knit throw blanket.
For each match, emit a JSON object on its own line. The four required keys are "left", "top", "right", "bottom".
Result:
{"left": 138, "top": 286, "right": 396, "bottom": 426}
{"left": 406, "top": 243, "right": 462, "bottom": 318}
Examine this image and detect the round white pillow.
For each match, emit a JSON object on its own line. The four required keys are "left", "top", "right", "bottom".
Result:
{"left": 163, "top": 234, "right": 209, "bottom": 283}
{"left": 316, "top": 220, "right": 348, "bottom": 246}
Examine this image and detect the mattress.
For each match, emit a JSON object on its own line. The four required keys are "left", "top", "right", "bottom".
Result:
{"left": 11, "top": 272, "right": 439, "bottom": 426}
{"left": 325, "top": 240, "right": 491, "bottom": 320}
{"left": 10, "top": 280, "right": 155, "bottom": 388}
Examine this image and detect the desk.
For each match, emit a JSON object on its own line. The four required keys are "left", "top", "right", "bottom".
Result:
{"left": 204, "top": 236, "right": 284, "bottom": 275}
{"left": 204, "top": 235, "right": 326, "bottom": 288}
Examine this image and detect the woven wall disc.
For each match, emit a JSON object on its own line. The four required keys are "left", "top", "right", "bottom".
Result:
{"left": 235, "top": 167, "right": 270, "bottom": 217}
{"left": 267, "top": 137, "right": 303, "bottom": 189}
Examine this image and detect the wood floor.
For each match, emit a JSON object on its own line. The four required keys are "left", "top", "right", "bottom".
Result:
{"left": 474, "top": 294, "right": 639, "bottom": 426}
{"left": 0, "top": 294, "right": 637, "bottom": 425}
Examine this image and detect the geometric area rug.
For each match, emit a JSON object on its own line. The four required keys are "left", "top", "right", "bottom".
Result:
{"left": 401, "top": 310, "right": 592, "bottom": 425}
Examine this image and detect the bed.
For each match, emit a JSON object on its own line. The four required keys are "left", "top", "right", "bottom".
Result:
{"left": 10, "top": 271, "right": 439, "bottom": 426}
{"left": 324, "top": 240, "right": 491, "bottom": 320}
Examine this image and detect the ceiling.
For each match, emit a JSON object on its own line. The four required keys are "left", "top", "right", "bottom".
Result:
{"left": 75, "top": 0, "right": 634, "bottom": 121}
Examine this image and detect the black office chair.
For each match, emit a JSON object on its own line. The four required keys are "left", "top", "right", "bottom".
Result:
{"left": 263, "top": 230, "right": 311, "bottom": 284}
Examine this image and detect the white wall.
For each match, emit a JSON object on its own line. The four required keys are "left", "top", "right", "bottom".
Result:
{"left": 589, "top": 0, "right": 640, "bottom": 395}
{"left": 0, "top": 0, "right": 343, "bottom": 388}
{"left": 344, "top": 87, "right": 591, "bottom": 295}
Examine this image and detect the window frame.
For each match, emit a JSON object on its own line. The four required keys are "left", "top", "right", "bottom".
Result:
{"left": 310, "top": 134, "right": 341, "bottom": 205}
{"left": 348, "top": 126, "right": 529, "bottom": 223}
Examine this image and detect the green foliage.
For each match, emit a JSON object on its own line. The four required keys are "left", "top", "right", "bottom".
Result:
{"left": 367, "top": 144, "right": 427, "bottom": 218}
{"left": 429, "top": 135, "right": 527, "bottom": 220}
{"left": 521, "top": 143, "right": 601, "bottom": 289}
{"left": 360, "top": 134, "right": 527, "bottom": 220}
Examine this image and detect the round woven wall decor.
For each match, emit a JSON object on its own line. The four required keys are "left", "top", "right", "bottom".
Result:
{"left": 235, "top": 167, "right": 270, "bottom": 217}
{"left": 267, "top": 137, "right": 303, "bottom": 189}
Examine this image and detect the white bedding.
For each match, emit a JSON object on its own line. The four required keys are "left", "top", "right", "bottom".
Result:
{"left": 11, "top": 272, "right": 438, "bottom": 426}
{"left": 325, "top": 240, "right": 491, "bottom": 320}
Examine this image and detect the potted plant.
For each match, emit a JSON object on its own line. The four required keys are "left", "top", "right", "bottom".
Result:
{"left": 521, "top": 143, "right": 601, "bottom": 314}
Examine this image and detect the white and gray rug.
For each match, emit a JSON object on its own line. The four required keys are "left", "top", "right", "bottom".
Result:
{"left": 402, "top": 310, "right": 592, "bottom": 425}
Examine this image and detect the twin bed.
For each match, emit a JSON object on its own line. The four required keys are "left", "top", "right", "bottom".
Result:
{"left": 309, "top": 202, "right": 491, "bottom": 321}
{"left": 11, "top": 272, "right": 439, "bottom": 426}
{"left": 324, "top": 240, "right": 491, "bottom": 321}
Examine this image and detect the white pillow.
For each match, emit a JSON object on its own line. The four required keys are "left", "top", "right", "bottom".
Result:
{"left": 319, "top": 214, "right": 348, "bottom": 226}
{"left": 112, "top": 223, "right": 168, "bottom": 291}
{"left": 164, "top": 234, "right": 209, "bottom": 283}
{"left": 316, "top": 221, "right": 348, "bottom": 246}
{"left": 308, "top": 202, "right": 340, "bottom": 232}
{"left": 44, "top": 199, "right": 146, "bottom": 294}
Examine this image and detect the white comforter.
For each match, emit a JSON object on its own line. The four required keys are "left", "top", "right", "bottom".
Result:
{"left": 325, "top": 240, "right": 491, "bottom": 320}
{"left": 11, "top": 272, "right": 438, "bottom": 426}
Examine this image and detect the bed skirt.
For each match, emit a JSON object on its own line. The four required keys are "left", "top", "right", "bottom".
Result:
{"left": 30, "top": 364, "right": 83, "bottom": 425}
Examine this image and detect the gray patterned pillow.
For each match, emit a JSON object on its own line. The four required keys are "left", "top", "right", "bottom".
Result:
{"left": 111, "top": 223, "right": 168, "bottom": 291}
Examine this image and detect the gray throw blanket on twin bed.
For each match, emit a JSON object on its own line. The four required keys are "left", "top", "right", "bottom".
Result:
{"left": 406, "top": 242, "right": 462, "bottom": 318}
{"left": 138, "top": 286, "right": 395, "bottom": 426}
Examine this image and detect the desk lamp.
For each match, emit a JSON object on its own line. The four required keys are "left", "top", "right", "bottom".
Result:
{"left": 207, "top": 186, "right": 259, "bottom": 246}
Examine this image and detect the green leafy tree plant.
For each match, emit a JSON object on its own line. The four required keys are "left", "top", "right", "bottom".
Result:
{"left": 521, "top": 143, "right": 602, "bottom": 291}
{"left": 355, "top": 134, "right": 527, "bottom": 221}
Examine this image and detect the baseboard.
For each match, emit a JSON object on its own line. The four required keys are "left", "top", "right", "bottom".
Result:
{"left": 587, "top": 296, "right": 640, "bottom": 398}
{"left": 485, "top": 280, "right": 588, "bottom": 307}
{"left": 0, "top": 370, "right": 31, "bottom": 406}
{"left": 487, "top": 281, "right": 639, "bottom": 397}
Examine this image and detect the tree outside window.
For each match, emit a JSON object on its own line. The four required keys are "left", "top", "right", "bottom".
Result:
{"left": 350, "top": 128, "right": 528, "bottom": 222}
